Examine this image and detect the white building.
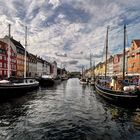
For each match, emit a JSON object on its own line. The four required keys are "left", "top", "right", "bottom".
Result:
{"left": 28, "top": 53, "right": 37, "bottom": 77}
{"left": 51, "top": 61, "right": 57, "bottom": 78}
{"left": 37, "top": 57, "right": 43, "bottom": 77}
{"left": 42, "top": 60, "right": 51, "bottom": 75}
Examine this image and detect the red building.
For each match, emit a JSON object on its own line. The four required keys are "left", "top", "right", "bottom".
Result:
{"left": 0, "top": 36, "right": 17, "bottom": 79}
{"left": 113, "top": 54, "right": 123, "bottom": 75}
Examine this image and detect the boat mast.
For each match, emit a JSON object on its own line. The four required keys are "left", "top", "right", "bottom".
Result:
{"left": 24, "top": 26, "right": 27, "bottom": 79}
{"left": 90, "top": 52, "right": 92, "bottom": 68}
{"left": 60, "top": 62, "right": 62, "bottom": 78}
{"left": 123, "top": 24, "right": 126, "bottom": 81}
{"left": 105, "top": 26, "right": 109, "bottom": 78}
{"left": 93, "top": 61, "right": 95, "bottom": 78}
{"left": 81, "top": 66, "right": 83, "bottom": 78}
{"left": 8, "top": 24, "right": 11, "bottom": 78}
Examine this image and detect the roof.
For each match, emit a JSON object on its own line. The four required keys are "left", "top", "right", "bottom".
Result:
{"left": 10, "top": 37, "right": 25, "bottom": 50}
{"left": 0, "top": 36, "right": 17, "bottom": 53}
{"left": 133, "top": 40, "right": 140, "bottom": 47}
{"left": 37, "top": 56, "right": 43, "bottom": 62}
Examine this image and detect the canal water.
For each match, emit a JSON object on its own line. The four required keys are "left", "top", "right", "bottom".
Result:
{"left": 0, "top": 78, "right": 140, "bottom": 140}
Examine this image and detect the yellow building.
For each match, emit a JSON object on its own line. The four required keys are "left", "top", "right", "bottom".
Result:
{"left": 100, "top": 62, "right": 105, "bottom": 76}
{"left": 95, "top": 62, "right": 105, "bottom": 76}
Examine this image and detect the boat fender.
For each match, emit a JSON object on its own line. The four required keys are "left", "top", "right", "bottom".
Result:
{"left": 123, "top": 86, "right": 130, "bottom": 91}
{"left": 123, "top": 85, "right": 136, "bottom": 92}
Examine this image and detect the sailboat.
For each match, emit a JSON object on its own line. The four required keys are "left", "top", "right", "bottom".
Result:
{"left": 80, "top": 66, "right": 87, "bottom": 85}
{"left": 88, "top": 57, "right": 95, "bottom": 86}
{"left": 0, "top": 25, "right": 39, "bottom": 98}
{"left": 39, "top": 74, "right": 55, "bottom": 87}
{"left": 95, "top": 25, "right": 140, "bottom": 107}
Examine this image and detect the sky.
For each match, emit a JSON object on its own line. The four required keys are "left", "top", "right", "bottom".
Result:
{"left": 0, "top": 0, "right": 140, "bottom": 72}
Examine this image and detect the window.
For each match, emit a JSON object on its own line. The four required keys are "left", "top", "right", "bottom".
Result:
{"left": 0, "top": 48, "right": 6, "bottom": 54}
{"left": 4, "top": 63, "right": 7, "bottom": 68}
{"left": 4, "top": 71, "right": 7, "bottom": 75}
{"left": 0, "top": 62, "right": 2, "bottom": 68}
{"left": 0, "top": 56, "right": 2, "bottom": 60}
{"left": 4, "top": 56, "right": 6, "bottom": 61}
{"left": 0, "top": 70, "right": 2, "bottom": 75}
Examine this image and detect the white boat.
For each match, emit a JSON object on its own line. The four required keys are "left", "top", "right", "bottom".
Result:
{"left": 80, "top": 78, "right": 87, "bottom": 85}
{"left": 39, "top": 74, "right": 54, "bottom": 87}
{"left": 0, "top": 78, "right": 39, "bottom": 98}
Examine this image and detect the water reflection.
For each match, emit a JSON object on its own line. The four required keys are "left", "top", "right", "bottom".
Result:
{"left": 0, "top": 78, "right": 140, "bottom": 140}
{"left": 133, "top": 109, "right": 140, "bottom": 130}
{"left": 0, "top": 91, "right": 38, "bottom": 139}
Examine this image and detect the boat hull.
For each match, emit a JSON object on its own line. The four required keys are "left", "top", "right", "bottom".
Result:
{"left": 0, "top": 83, "right": 39, "bottom": 99}
{"left": 95, "top": 84, "right": 140, "bottom": 107}
{"left": 80, "top": 81, "right": 87, "bottom": 85}
{"left": 61, "top": 77, "right": 68, "bottom": 81}
{"left": 39, "top": 78, "right": 55, "bottom": 87}
{"left": 54, "top": 78, "right": 61, "bottom": 85}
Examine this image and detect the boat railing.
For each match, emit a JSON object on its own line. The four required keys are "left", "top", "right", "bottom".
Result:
{"left": 97, "top": 77, "right": 139, "bottom": 93}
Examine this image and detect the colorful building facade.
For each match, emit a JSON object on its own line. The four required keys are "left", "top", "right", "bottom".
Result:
{"left": 107, "top": 56, "right": 113, "bottom": 76}
{"left": 0, "top": 36, "right": 17, "bottom": 79}
{"left": 127, "top": 40, "right": 140, "bottom": 75}
{"left": 113, "top": 54, "right": 123, "bottom": 75}
{"left": 10, "top": 37, "right": 26, "bottom": 77}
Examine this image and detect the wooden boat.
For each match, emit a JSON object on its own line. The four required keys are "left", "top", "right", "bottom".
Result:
{"left": 80, "top": 78, "right": 87, "bottom": 85}
{"left": 88, "top": 77, "right": 95, "bottom": 86}
{"left": 95, "top": 82, "right": 140, "bottom": 106}
{"left": 39, "top": 75, "right": 55, "bottom": 87}
{"left": 0, "top": 78, "right": 39, "bottom": 98}
{"left": 95, "top": 25, "right": 140, "bottom": 107}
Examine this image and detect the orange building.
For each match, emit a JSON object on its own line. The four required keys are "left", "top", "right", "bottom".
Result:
{"left": 127, "top": 40, "right": 140, "bottom": 75}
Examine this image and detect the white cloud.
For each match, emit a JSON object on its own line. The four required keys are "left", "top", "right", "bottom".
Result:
{"left": 0, "top": 0, "right": 140, "bottom": 71}
{"left": 48, "top": 0, "right": 60, "bottom": 9}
